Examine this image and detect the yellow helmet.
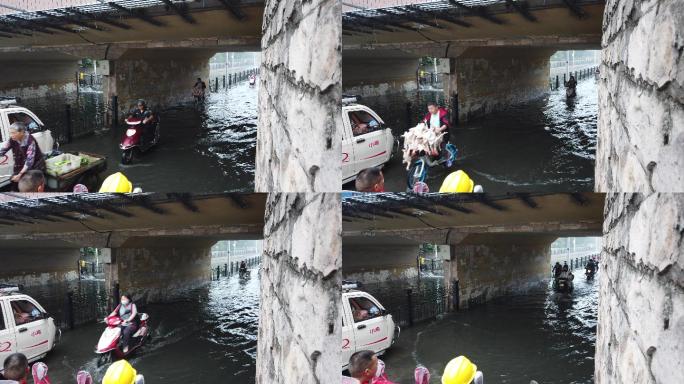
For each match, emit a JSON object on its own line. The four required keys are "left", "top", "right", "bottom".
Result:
{"left": 102, "top": 360, "right": 137, "bottom": 384}
{"left": 441, "top": 356, "right": 477, "bottom": 384}
{"left": 99, "top": 172, "right": 133, "bottom": 193}
{"left": 439, "top": 170, "right": 474, "bottom": 193}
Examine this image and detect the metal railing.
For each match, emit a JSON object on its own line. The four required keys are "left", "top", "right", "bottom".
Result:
{"left": 211, "top": 255, "right": 261, "bottom": 280}
{"left": 549, "top": 66, "right": 599, "bottom": 90}
{"left": 208, "top": 68, "right": 260, "bottom": 92}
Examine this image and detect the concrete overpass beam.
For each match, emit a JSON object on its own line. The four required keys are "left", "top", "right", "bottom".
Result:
{"left": 107, "top": 244, "right": 213, "bottom": 303}
{"left": 107, "top": 48, "right": 215, "bottom": 115}
{"left": 0, "top": 248, "right": 80, "bottom": 287}
{"left": 342, "top": 243, "right": 421, "bottom": 283}
{"left": 450, "top": 47, "right": 555, "bottom": 122}
{"left": 445, "top": 234, "right": 556, "bottom": 309}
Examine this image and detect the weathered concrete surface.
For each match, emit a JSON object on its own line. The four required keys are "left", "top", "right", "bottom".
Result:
{"left": 108, "top": 48, "right": 214, "bottom": 114}
{"left": 596, "top": 193, "right": 684, "bottom": 384}
{"left": 110, "top": 244, "right": 213, "bottom": 303}
{"left": 342, "top": 57, "right": 417, "bottom": 96}
{"left": 257, "top": 193, "right": 341, "bottom": 383}
{"left": 444, "top": 234, "right": 555, "bottom": 309}
{"left": 0, "top": 248, "right": 80, "bottom": 287}
{"left": 342, "top": 242, "right": 419, "bottom": 283}
{"left": 596, "top": 0, "right": 684, "bottom": 192}
{"left": 0, "top": 54, "right": 78, "bottom": 99}
{"left": 451, "top": 47, "right": 554, "bottom": 122}
{"left": 255, "top": 0, "right": 341, "bottom": 192}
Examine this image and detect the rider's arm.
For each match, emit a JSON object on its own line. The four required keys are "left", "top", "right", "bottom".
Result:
{"left": 129, "top": 304, "right": 138, "bottom": 320}
{"left": 109, "top": 304, "right": 120, "bottom": 317}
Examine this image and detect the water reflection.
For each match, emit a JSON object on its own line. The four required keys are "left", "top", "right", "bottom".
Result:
{"left": 34, "top": 270, "right": 259, "bottom": 382}
{"left": 18, "top": 83, "right": 257, "bottom": 192}
{"left": 374, "top": 273, "right": 597, "bottom": 383}
{"left": 348, "top": 79, "right": 597, "bottom": 193}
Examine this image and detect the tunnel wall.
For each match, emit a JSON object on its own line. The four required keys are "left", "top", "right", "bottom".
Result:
{"left": 110, "top": 49, "right": 212, "bottom": 115}
{"left": 447, "top": 234, "right": 554, "bottom": 308}
{"left": 0, "top": 61, "right": 78, "bottom": 100}
{"left": 453, "top": 47, "right": 554, "bottom": 122}
{"left": 111, "top": 246, "right": 212, "bottom": 303}
{"left": 257, "top": 194, "right": 341, "bottom": 384}
{"left": 255, "top": 0, "right": 341, "bottom": 192}
{"left": 342, "top": 57, "right": 418, "bottom": 97}
{"left": 596, "top": 194, "right": 684, "bottom": 384}
{"left": 342, "top": 243, "right": 419, "bottom": 283}
{"left": 595, "top": 0, "right": 684, "bottom": 192}
{"left": 0, "top": 248, "right": 80, "bottom": 287}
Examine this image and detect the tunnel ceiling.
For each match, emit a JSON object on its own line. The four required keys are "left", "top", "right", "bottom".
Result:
{"left": 343, "top": 0, "right": 604, "bottom": 51}
{"left": 0, "top": 0, "right": 263, "bottom": 55}
{"left": 0, "top": 192, "right": 266, "bottom": 242}
{"left": 343, "top": 192, "right": 605, "bottom": 238}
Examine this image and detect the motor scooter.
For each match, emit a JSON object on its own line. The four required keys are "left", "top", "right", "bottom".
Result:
{"left": 95, "top": 314, "right": 150, "bottom": 367}
{"left": 120, "top": 117, "right": 160, "bottom": 164}
{"left": 248, "top": 74, "right": 256, "bottom": 86}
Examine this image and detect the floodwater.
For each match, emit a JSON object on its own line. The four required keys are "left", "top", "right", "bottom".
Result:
{"left": 345, "top": 78, "right": 598, "bottom": 193}
{"left": 367, "top": 270, "right": 597, "bottom": 383}
{"left": 17, "top": 82, "right": 258, "bottom": 192}
{"left": 23, "top": 267, "right": 259, "bottom": 382}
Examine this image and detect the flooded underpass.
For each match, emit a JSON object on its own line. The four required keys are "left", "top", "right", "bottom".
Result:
{"left": 370, "top": 271, "right": 597, "bottom": 383}
{"left": 18, "top": 82, "right": 258, "bottom": 191}
{"left": 345, "top": 78, "right": 597, "bottom": 193}
{"left": 22, "top": 266, "right": 259, "bottom": 382}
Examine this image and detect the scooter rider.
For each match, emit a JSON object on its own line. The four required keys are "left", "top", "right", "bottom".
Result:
{"left": 127, "top": 100, "right": 155, "bottom": 146}
{"left": 422, "top": 103, "right": 450, "bottom": 144}
{"left": 239, "top": 260, "right": 248, "bottom": 274}
{"left": 108, "top": 294, "right": 139, "bottom": 354}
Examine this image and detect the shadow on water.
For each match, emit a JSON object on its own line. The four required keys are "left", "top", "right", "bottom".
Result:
{"left": 34, "top": 269, "right": 259, "bottom": 383}
{"left": 375, "top": 273, "right": 597, "bottom": 384}
{"left": 17, "top": 83, "right": 258, "bottom": 192}
{"left": 347, "top": 79, "right": 597, "bottom": 193}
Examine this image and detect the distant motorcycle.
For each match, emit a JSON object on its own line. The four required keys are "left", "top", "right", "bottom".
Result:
{"left": 553, "top": 273, "right": 574, "bottom": 293}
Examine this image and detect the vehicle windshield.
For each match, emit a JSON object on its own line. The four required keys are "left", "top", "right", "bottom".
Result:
{"left": 349, "top": 296, "right": 382, "bottom": 322}
{"left": 11, "top": 299, "right": 43, "bottom": 325}
{"left": 349, "top": 110, "right": 381, "bottom": 137}
{"left": 8, "top": 112, "right": 41, "bottom": 132}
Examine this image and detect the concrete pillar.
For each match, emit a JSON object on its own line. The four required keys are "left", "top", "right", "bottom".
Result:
{"left": 342, "top": 56, "right": 418, "bottom": 97}
{"left": 596, "top": 1, "right": 684, "bottom": 191}
{"left": 106, "top": 48, "right": 214, "bottom": 116}
{"left": 342, "top": 242, "right": 420, "bottom": 283}
{"left": 0, "top": 58, "right": 78, "bottom": 100}
{"left": 109, "top": 245, "right": 212, "bottom": 303}
{"left": 446, "top": 234, "right": 555, "bottom": 308}
{"left": 0, "top": 248, "right": 80, "bottom": 287}
{"left": 452, "top": 47, "right": 554, "bottom": 122}
{"left": 596, "top": 194, "right": 684, "bottom": 384}
{"left": 255, "top": 0, "right": 341, "bottom": 192}
{"left": 257, "top": 194, "right": 341, "bottom": 383}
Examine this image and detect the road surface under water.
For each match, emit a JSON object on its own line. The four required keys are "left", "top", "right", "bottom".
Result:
{"left": 24, "top": 268, "right": 259, "bottom": 383}
{"left": 368, "top": 271, "right": 597, "bottom": 384}
{"left": 18, "top": 82, "right": 258, "bottom": 192}
{"left": 345, "top": 78, "right": 597, "bottom": 193}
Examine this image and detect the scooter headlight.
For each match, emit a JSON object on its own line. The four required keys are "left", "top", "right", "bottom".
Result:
{"left": 125, "top": 129, "right": 137, "bottom": 137}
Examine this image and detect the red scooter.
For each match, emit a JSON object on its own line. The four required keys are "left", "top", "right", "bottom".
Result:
{"left": 120, "top": 117, "right": 160, "bottom": 164}
{"left": 95, "top": 314, "right": 150, "bottom": 367}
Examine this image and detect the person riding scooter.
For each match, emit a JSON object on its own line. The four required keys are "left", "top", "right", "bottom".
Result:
{"left": 422, "top": 103, "right": 450, "bottom": 145}
{"left": 127, "top": 100, "right": 156, "bottom": 147}
{"left": 239, "top": 260, "right": 248, "bottom": 275}
{"left": 108, "top": 294, "right": 139, "bottom": 354}
{"left": 585, "top": 259, "right": 597, "bottom": 277}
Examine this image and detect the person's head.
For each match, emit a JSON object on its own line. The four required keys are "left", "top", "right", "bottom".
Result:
{"left": 102, "top": 360, "right": 144, "bottom": 384}
{"left": 2, "top": 353, "right": 28, "bottom": 382}
{"left": 427, "top": 102, "right": 439, "bottom": 115}
{"left": 8, "top": 122, "right": 27, "bottom": 142}
{"left": 196, "top": 77, "right": 202, "bottom": 82}
{"left": 570, "top": 75, "right": 575, "bottom": 81}
{"left": 564, "top": 261, "right": 568, "bottom": 265}
{"left": 441, "top": 355, "right": 477, "bottom": 384}
{"left": 18, "top": 170, "right": 45, "bottom": 192}
{"left": 355, "top": 167, "right": 384, "bottom": 192}
{"left": 120, "top": 294, "right": 132, "bottom": 306}
{"left": 348, "top": 350, "right": 378, "bottom": 381}
{"left": 136, "top": 100, "right": 146, "bottom": 111}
